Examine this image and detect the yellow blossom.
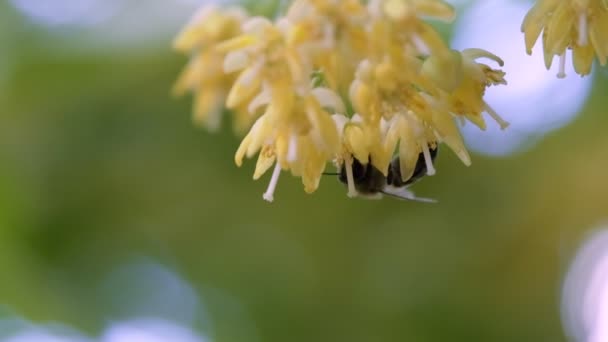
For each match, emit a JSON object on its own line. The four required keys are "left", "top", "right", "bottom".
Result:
{"left": 346, "top": 56, "right": 475, "bottom": 174}
{"left": 423, "top": 49, "right": 510, "bottom": 130}
{"left": 368, "top": 0, "right": 455, "bottom": 58}
{"left": 330, "top": 113, "right": 377, "bottom": 196}
{"left": 219, "top": 15, "right": 341, "bottom": 201}
{"left": 521, "top": 0, "right": 608, "bottom": 77}
{"left": 235, "top": 88, "right": 342, "bottom": 201}
{"left": 284, "top": 0, "right": 369, "bottom": 91}
{"left": 173, "top": 5, "right": 251, "bottom": 132}
{"left": 173, "top": 0, "right": 509, "bottom": 201}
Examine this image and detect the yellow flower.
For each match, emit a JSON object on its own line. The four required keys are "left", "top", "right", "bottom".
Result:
{"left": 422, "top": 49, "right": 510, "bottom": 130}
{"left": 173, "top": 0, "right": 509, "bottom": 201}
{"left": 338, "top": 43, "right": 507, "bottom": 198}
{"left": 521, "top": 0, "right": 608, "bottom": 77}
{"left": 331, "top": 113, "right": 376, "bottom": 197}
{"left": 284, "top": 0, "right": 369, "bottom": 91}
{"left": 218, "top": 15, "right": 343, "bottom": 201}
{"left": 173, "top": 6, "right": 250, "bottom": 132}
{"left": 368, "top": 0, "right": 455, "bottom": 58}
{"left": 347, "top": 56, "right": 472, "bottom": 168}
{"left": 235, "top": 87, "right": 343, "bottom": 201}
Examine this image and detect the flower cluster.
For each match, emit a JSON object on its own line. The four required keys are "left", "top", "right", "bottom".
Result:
{"left": 174, "top": 0, "right": 508, "bottom": 202}
{"left": 522, "top": 0, "right": 608, "bottom": 78}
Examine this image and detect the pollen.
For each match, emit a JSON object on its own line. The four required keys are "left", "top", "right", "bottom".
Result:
{"left": 174, "top": 0, "right": 509, "bottom": 201}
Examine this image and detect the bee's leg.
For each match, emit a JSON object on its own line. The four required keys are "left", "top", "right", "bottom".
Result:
{"left": 382, "top": 186, "right": 438, "bottom": 203}
{"left": 344, "top": 157, "right": 358, "bottom": 198}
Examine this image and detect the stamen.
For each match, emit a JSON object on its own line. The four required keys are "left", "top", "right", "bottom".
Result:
{"left": 457, "top": 116, "right": 466, "bottom": 126}
{"left": 287, "top": 134, "right": 298, "bottom": 162}
{"left": 462, "top": 48, "right": 504, "bottom": 67}
{"left": 484, "top": 102, "right": 510, "bottom": 130}
{"left": 205, "top": 105, "right": 223, "bottom": 132}
{"left": 248, "top": 88, "right": 271, "bottom": 114}
{"left": 344, "top": 157, "right": 358, "bottom": 198}
{"left": 323, "top": 24, "right": 335, "bottom": 49}
{"left": 262, "top": 163, "right": 282, "bottom": 202}
{"left": 311, "top": 88, "right": 346, "bottom": 114}
{"left": 243, "top": 17, "right": 273, "bottom": 34}
{"left": 367, "top": 0, "right": 382, "bottom": 18}
{"left": 241, "top": 59, "right": 264, "bottom": 87}
{"left": 578, "top": 12, "right": 588, "bottom": 46}
{"left": 557, "top": 52, "right": 567, "bottom": 79}
{"left": 411, "top": 34, "right": 431, "bottom": 56}
{"left": 420, "top": 143, "right": 436, "bottom": 176}
{"left": 223, "top": 51, "right": 249, "bottom": 73}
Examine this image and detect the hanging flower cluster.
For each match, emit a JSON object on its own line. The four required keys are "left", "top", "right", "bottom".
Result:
{"left": 174, "top": 0, "right": 508, "bottom": 202}
{"left": 521, "top": 0, "right": 608, "bottom": 78}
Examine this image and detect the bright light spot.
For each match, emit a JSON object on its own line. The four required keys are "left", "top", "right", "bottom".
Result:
{"left": 451, "top": 0, "right": 593, "bottom": 156}
{"left": 100, "top": 259, "right": 201, "bottom": 326}
{"left": 0, "top": 265, "right": 212, "bottom": 341}
{"left": 8, "top": 0, "right": 225, "bottom": 45}
{"left": 8, "top": 0, "right": 117, "bottom": 26}
{"left": 5, "top": 331, "right": 85, "bottom": 342}
{"left": 2, "top": 324, "right": 90, "bottom": 342}
{"left": 101, "top": 318, "right": 209, "bottom": 342}
{"left": 562, "top": 227, "right": 608, "bottom": 342}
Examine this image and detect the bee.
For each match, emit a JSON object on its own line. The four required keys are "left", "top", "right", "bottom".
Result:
{"left": 337, "top": 147, "right": 438, "bottom": 203}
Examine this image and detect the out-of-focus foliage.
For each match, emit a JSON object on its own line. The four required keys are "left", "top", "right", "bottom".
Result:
{"left": 1, "top": 1, "right": 608, "bottom": 341}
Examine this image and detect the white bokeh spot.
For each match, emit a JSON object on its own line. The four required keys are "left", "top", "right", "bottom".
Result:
{"left": 563, "top": 228, "right": 608, "bottom": 342}
{"left": 451, "top": 0, "right": 593, "bottom": 156}
{"left": 8, "top": 0, "right": 117, "bottom": 26}
{"left": 102, "top": 318, "right": 209, "bottom": 342}
{"left": 7, "top": 0, "right": 227, "bottom": 45}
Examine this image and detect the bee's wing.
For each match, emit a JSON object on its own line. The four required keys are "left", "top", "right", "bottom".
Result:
{"left": 381, "top": 186, "right": 438, "bottom": 203}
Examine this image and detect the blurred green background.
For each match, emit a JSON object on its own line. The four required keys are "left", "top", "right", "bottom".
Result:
{"left": 1, "top": 0, "right": 607, "bottom": 341}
